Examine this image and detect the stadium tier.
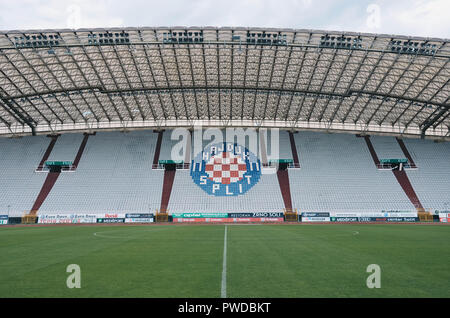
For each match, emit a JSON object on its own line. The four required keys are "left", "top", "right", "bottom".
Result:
{"left": 0, "top": 27, "right": 448, "bottom": 222}
{"left": 0, "top": 129, "right": 449, "bottom": 217}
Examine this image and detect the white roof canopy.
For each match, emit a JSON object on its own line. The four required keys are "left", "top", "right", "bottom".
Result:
{"left": 0, "top": 27, "right": 448, "bottom": 138}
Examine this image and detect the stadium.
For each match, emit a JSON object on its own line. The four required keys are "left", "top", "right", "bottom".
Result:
{"left": 0, "top": 26, "right": 449, "bottom": 299}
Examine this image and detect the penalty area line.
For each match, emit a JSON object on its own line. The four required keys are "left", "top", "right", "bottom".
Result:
{"left": 221, "top": 225, "right": 228, "bottom": 298}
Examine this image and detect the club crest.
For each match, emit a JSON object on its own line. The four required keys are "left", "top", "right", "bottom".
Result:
{"left": 191, "top": 142, "right": 261, "bottom": 196}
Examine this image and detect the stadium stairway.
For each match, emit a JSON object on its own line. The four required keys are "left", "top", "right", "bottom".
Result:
{"left": 160, "top": 168, "right": 176, "bottom": 213}
{"left": 30, "top": 172, "right": 60, "bottom": 213}
{"left": 396, "top": 137, "right": 417, "bottom": 168}
{"left": 272, "top": 131, "right": 296, "bottom": 212}
{"left": 363, "top": 135, "right": 424, "bottom": 211}
{"left": 71, "top": 133, "right": 91, "bottom": 170}
{"left": 289, "top": 131, "right": 300, "bottom": 168}
{"left": 30, "top": 133, "right": 92, "bottom": 214}
{"left": 392, "top": 169, "right": 424, "bottom": 210}
{"left": 152, "top": 130, "right": 164, "bottom": 169}
{"left": 277, "top": 168, "right": 293, "bottom": 211}
{"left": 36, "top": 135, "right": 59, "bottom": 171}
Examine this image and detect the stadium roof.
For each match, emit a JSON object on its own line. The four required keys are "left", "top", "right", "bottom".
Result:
{"left": 0, "top": 27, "right": 449, "bottom": 139}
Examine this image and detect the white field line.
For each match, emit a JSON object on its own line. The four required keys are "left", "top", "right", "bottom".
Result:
{"left": 221, "top": 225, "right": 228, "bottom": 298}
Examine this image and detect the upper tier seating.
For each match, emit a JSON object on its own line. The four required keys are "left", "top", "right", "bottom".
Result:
{"left": 0, "top": 129, "right": 448, "bottom": 215}
{"left": 0, "top": 135, "right": 49, "bottom": 216}
{"left": 403, "top": 138, "right": 450, "bottom": 212}
{"left": 39, "top": 131, "right": 164, "bottom": 214}
{"left": 289, "top": 132, "right": 415, "bottom": 213}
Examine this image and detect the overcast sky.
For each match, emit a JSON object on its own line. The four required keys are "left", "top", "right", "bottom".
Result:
{"left": 0, "top": 0, "right": 448, "bottom": 38}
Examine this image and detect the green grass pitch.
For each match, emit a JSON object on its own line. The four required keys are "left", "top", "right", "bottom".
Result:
{"left": 0, "top": 224, "right": 448, "bottom": 298}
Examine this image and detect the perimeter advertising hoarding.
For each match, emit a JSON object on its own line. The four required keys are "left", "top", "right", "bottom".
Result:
{"left": 330, "top": 217, "right": 359, "bottom": 222}
{"left": 124, "top": 213, "right": 154, "bottom": 223}
{"left": 96, "top": 213, "right": 126, "bottom": 223}
{"left": 438, "top": 212, "right": 450, "bottom": 223}
{"left": 173, "top": 217, "right": 283, "bottom": 223}
{"left": 0, "top": 215, "right": 8, "bottom": 225}
{"left": 97, "top": 218, "right": 125, "bottom": 223}
{"left": 38, "top": 214, "right": 97, "bottom": 224}
{"left": 171, "top": 213, "right": 229, "bottom": 218}
{"left": 125, "top": 213, "right": 154, "bottom": 218}
{"left": 228, "top": 212, "right": 284, "bottom": 218}
{"left": 301, "top": 217, "right": 331, "bottom": 222}
{"left": 358, "top": 217, "right": 387, "bottom": 222}
{"left": 385, "top": 217, "right": 418, "bottom": 222}
{"left": 301, "top": 212, "right": 330, "bottom": 217}
{"left": 100, "top": 213, "right": 126, "bottom": 218}
{"left": 125, "top": 218, "right": 154, "bottom": 223}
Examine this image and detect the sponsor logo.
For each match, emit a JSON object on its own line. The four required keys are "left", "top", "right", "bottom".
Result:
{"left": 191, "top": 142, "right": 261, "bottom": 196}
{"left": 38, "top": 214, "right": 97, "bottom": 224}
{"left": 172, "top": 213, "right": 229, "bottom": 218}
{"left": 302, "top": 217, "right": 331, "bottom": 222}
{"left": 125, "top": 213, "right": 154, "bottom": 218}
{"left": 302, "top": 212, "right": 330, "bottom": 217}
{"left": 331, "top": 217, "right": 359, "bottom": 222}
{"left": 228, "top": 212, "right": 284, "bottom": 218}
{"left": 104, "top": 213, "right": 119, "bottom": 218}
{"left": 173, "top": 217, "right": 283, "bottom": 223}
{"left": 125, "top": 218, "right": 154, "bottom": 223}
{"left": 97, "top": 218, "right": 125, "bottom": 223}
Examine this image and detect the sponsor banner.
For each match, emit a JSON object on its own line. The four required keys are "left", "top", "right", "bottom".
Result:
{"left": 125, "top": 213, "right": 154, "bottom": 218}
{"left": 359, "top": 213, "right": 389, "bottom": 218}
{"left": 301, "top": 217, "right": 331, "bottom": 222}
{"left": 0, "top": 215, "right": 8, "bottom": 225}
{"left": 100, "top": 213, "right": 126, "bottom": 218}
{"left": 330, "top": 217, "right": 359, "bottom": 222}
{"left": 386, "top": 217, "right": 418, "bottom": 222}
{"left": 329, "top": 212, "right": 417, "bottom": 217}
{"left": 330, "top": 216, "right": 419, "bottom": 222}
{"left": 382, "top": 210, "right": 412, "bottom": 213}
{"left": 206, "top": 218, "right": 233, "bottom": 223}
{"left": 359, "top": 217, "right": 387, "bottom": 222}
{"left": 97, "top": 218, "right": 125, "bottom": 223}
{"left": 438, "top": 212, "right": 449, "bottom": 223}
{"left": 259, "top": 217, "right": 284, "bottom": 222}
{"left": 329, "top": 213, "right": 359, "bottom": 217}
{"left": 38, "top": 214, "right": 97, "bottom": 224}
{"left": 228, "top": 212, "right": 284, "bottom": 218}
{"left": 125, "top": 218, "right": 154, "bottom": 223}
{"left": 174, "top": 218, "right": 205, "bottom": 223}
{"left": 173, "top": 217, "right": 283, "bottom": 223}
{"left": 301, "top": 212, "right": 330, "bottom": 217}
{"left": 171, "top": 213, "right": 228, "bottom": 218}
{"left": 438, "top": 212, "right": 450, "bottom": 219}
{"left": 386, "top": 213, "right": 417, "bottom": 218}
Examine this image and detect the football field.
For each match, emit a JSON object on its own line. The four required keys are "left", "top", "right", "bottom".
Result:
{"left": 0, "top": 224, "right": 448, "bottom": 298}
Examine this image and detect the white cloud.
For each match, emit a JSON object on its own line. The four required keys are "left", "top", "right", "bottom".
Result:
{"left": 0, "top": 0, "right": 447, "bottom": 38}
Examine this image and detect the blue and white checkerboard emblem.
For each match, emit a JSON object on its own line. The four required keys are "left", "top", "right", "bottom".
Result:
{"left": 191, "top": 142, "right": 261, "bottom": 196}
